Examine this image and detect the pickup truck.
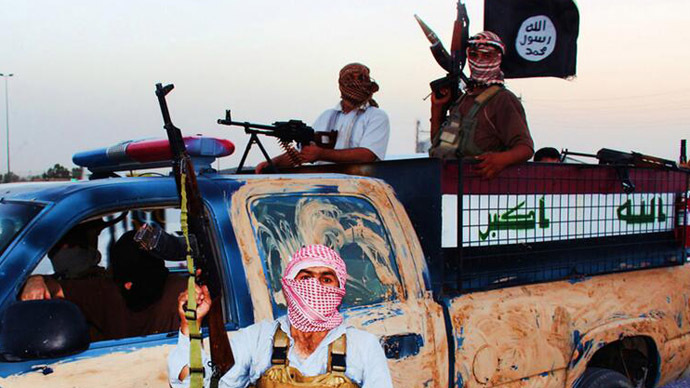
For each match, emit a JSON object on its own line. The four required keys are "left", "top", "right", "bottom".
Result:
{"left": 0, "top": 139, "right": 688, "bottom": 388}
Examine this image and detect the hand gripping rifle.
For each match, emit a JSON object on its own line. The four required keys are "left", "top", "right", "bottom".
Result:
{"left": 415, "top": 0, "right": 470, "bottom": 115}
{"left": 155, "top": 84, "right": 234, "bottom": 385}
{"left": 218, "top": 110, "right": 336, "bottom": 173}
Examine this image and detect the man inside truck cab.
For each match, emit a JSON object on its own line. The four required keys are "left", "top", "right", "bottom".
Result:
{"left": 430, "top": 31, "right": 534, "bottom": 178}
{"left": 19, "top": 231, "right": 185, "bottom": 341}
{"left": 255, "top": 63, "right": 390, "bottom": 173}
{"left": 43, "top": 214, "right": 126, "bottom": 280}
{"left": 168, "top": 244, "right": 393, "bottom": 388}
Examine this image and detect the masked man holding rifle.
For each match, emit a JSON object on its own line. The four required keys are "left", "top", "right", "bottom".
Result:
{"left": 168, "top": 244, "right": 393, "bottom": 388}
{"left": 430, "top": 31, "right": 534, "bottom": 178}
{"left": 255, "top": 63, "right": 390, "bottom": 172}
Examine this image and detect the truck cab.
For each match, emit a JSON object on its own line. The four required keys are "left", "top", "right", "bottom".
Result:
{"left": 0, "top": 151, "right": 446, "bottom": 387}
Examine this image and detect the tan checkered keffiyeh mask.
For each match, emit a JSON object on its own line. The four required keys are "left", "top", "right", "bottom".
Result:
{"left": 338, "top": 63, "right": 379, "bottom": 108}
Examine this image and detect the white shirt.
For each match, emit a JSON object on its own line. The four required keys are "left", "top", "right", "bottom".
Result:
{"left": 311, "top": 102, "right": 390, "bottom": 161}
{"left": 168, "top": 315, "right": 393, "bottom": 388}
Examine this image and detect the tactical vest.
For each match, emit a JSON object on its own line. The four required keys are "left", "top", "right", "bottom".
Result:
{"left": 251, "top": 328, "right": 360, "bottom": 388}
{"left": 429, "top": 85, "right": 504, "bottom": 159}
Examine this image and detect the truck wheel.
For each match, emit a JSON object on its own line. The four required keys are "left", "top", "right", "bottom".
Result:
{"left": 575, "top": 368, "right": 634, "bottom": 388}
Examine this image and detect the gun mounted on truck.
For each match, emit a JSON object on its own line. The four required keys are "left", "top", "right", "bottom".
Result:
{"left": 217, "top": 109, "right": 336, "bottom": 173}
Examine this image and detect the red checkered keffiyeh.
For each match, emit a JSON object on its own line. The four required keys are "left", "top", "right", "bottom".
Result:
{"left": 281, "top": 245, "right": 347, "bottom": 332}
{"left": 467, "top": 31, "right": 505, "bottom": 86}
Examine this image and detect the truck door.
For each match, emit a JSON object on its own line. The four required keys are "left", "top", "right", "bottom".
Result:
{"left": 230, "top": 177, "right": 447, "bottom": 388}
{"left": 0, "top": 179, "right": 238, "bottom": 388}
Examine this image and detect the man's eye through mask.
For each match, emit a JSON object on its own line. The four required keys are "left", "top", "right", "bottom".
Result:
{"left": 468, "top": 46, "right": 500, "bottom": 60}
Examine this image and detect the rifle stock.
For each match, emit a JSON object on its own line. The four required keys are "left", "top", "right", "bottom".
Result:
{"left": 155, "top": 83, "right": 234, "bottom": 376}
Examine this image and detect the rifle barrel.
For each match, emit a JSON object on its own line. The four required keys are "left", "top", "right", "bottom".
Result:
{"left": 217, "top": 119, "right": 277, "bottom": 131}
{"left": 450, "top": 1, "right": 468, "bottom": 54}
{"left": 562, "top": 150, "right": 597, "bottom": 159}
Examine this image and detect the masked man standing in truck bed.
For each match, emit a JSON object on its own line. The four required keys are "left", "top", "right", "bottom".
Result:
{"left": 168, "top": 244, "right": 393, "bottom": 388}
{"left": 255, "top": 63, "right": 390, "bottom": 172}
{"left": 430, "top": 31, "right": 534, "bottom": 178}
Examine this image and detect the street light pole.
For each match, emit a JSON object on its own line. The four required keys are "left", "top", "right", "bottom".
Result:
{"left": 0, "top": 73, "right": 13, "bottom": 176}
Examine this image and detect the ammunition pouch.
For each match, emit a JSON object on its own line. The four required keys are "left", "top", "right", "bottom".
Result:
{"left": 252, "top": 328, "right": 359, "bottom": 388}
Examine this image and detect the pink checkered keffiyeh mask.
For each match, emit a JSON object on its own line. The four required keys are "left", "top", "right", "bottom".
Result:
{"left": 281, "top": 245, "right": 347, "bottom": 332}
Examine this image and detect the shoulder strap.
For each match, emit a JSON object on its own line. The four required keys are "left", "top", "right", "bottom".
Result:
{"left": 327, "top": 334, "right": 347, "bottom": 373}
{"left": 271, "top": 327, "right": 347, "bottom": 371}
{"left": 271, "top": 327, "right": 290, "bottom": 366}
{"left": 466, "top": 85, "right": 504, "bottom": 119}
{"left": 326, "top": 110, "right": 340, "bottom": 132}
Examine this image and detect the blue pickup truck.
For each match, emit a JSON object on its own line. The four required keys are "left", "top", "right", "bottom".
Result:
{"left": 0, "top": 137, "right": 689, "bottom": 388}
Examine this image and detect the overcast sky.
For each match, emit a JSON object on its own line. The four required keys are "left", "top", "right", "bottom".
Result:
{"left": 1, "top": 0, "right": 689, "bottom": 175}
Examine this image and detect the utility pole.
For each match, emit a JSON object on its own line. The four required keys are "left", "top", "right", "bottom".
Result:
{"left": 415, "top": 119, "right": 431, "bottom": 153}
{"left": 0, "top": 73, "right": 14, "bottom": 176}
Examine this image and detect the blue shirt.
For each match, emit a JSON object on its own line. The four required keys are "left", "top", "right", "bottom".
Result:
{"left": 168, "top": 315, "right": 393, "bottom": 388}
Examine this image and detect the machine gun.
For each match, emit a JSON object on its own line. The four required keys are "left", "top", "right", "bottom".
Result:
{"left": 562, "top": 148, "right": 679, "bottom": 193}
{"left": 217, "top": 110, "right": 336, "bottom": 173}
{"left": 155, "top": 84, "right": 234, "bottom": 385}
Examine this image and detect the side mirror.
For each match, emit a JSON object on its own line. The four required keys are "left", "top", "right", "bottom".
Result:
{"left": 0, "top": 299, "right": 90, "bottom": 361}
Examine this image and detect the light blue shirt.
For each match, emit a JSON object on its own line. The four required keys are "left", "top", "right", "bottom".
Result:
{"left": 168, "top": 315, "right": 393, "bottom": 388}
{"left": 312, "top": 102, "right": 390, "bottom": 161}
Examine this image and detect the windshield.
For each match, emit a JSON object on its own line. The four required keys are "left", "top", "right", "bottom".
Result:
{"left": 0, "top": 202, "right": 43, "bottom": 255}
{"left": 250, "top": 194, "right": 402, "bottom": 310}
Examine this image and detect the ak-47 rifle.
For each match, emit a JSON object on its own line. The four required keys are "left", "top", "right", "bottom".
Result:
{"left": 155, "top": 84, "right": 234, "bottom": 384}
{"left": 217, "top": 110, "right": 336, "bottom": 173}
{"left": 562, "top": 148, "right": 679, "bottom": 193}
{"left": 415, "top": 0, "right": 470, "bottom": 114}
{"left": 563, "top": 148, "right": 678, "bottom": 170}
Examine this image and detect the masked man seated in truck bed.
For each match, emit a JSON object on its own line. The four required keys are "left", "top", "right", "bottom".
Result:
{"left": 19, "top": 231, "right": 186, "bottom": 341}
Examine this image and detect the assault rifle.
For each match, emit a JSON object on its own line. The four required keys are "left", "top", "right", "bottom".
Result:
{"left": 217, "top": 109, "right": 336, "bottom": 173}
{"left": 415, "top": 0, "right": 470, "bottom": 114}
{"left": 562, "top": 148, "right": 679, "bottom": 193}
{"left": 155, "top": 84, "right": 234, "bottom": 380}
{"left": 562, "top": 148, "right": 678, "bottom": 170}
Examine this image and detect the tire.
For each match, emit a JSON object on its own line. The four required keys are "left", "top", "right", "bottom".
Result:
{"left": 574, "top": 367, "right": 634, "bottom": 388}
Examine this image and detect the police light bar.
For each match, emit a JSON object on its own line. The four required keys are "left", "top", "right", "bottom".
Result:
{"left": 73, "top": 136, "right": 235, "bottom": 173}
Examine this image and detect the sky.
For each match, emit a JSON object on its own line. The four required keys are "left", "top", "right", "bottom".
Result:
{"left": 1, "top": 0, "right": 689, "bottom": 176}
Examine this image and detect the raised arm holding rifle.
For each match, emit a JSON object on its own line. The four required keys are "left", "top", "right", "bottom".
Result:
{"left": 417, "top": 2, "right": 533, "bottom": 179}
{"left": 168, "top": 245, "right": 393, "bottom": 388}
{"left": 155, "top": 83, "right": 234, "bottom": 388}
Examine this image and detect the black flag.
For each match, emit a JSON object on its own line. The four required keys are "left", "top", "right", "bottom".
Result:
{"left": 484, "top": 0, "right": 579, "bottom": 78}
